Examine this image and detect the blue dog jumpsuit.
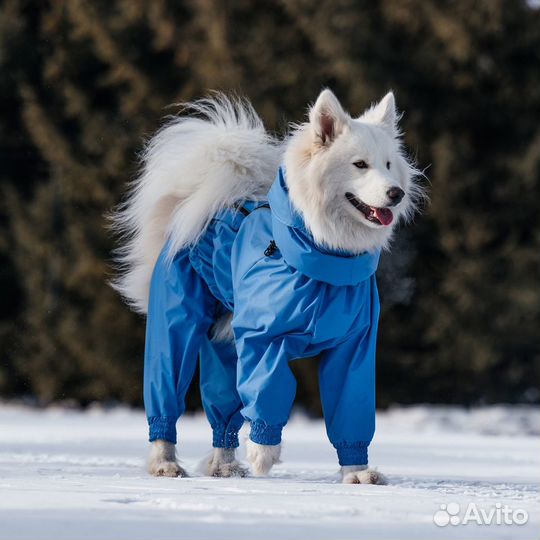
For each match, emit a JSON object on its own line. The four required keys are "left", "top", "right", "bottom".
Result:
{"left": 144, "top": 167, "right": 381, "bottom": 466}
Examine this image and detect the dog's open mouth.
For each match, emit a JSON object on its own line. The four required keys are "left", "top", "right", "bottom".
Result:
{"left": 345, "top": 192, "right": 394, "bottom": 226}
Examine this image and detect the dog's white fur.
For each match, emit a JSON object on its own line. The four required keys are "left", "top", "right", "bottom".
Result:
{"left": 112, "top": 95, "right": 281, "bottom": 314}
{"left": 201, "top": 447, "right": 248, "bottom": 478}
{"left": 341, "top": 465, "right": 387, "bottom": 485}
{"left": 285, "top": 90, "right": 422, "bottom": 254}
{"left": 246, "top": 439, "right": 282, "bottom": 476}
{"left": 147, "top": 439, "right": 187, "bottom": 477}
{"left": 113, "top": 90, "right": 423, "bottom": 483}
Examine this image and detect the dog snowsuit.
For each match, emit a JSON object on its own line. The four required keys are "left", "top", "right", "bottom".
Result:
{"left": 144, "top": 167, "right": 381, "bottom": 466}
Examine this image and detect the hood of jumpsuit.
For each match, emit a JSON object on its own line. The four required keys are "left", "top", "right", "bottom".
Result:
{"left": 267, "top": 167, "right": 380, "bottom": 285}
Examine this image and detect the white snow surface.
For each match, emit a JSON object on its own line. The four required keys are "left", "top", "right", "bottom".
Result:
{"left": 0, "top": 404, "right": 538, "bottom": 540}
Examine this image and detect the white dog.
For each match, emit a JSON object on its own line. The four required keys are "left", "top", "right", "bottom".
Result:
{"left": 113, "top": 89, "right": 422, "bottom": 484}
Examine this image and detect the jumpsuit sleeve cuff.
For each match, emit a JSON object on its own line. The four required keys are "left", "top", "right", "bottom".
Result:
{"left": 334, "top": 442, "right": 369, "bottom": 466}
{"left": 148, "top": 416, "right": 177, "bottom": 444}
{"left": 249, "top": 421, "right": 284, "bottom": 446}
{"left": 212, "top": 424, "right": 240, "bottom": 448}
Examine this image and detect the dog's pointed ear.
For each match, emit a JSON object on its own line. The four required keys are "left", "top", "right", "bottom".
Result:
{"left": 309, "top": 89, "right": 349, "bottom": 146}
{"left": 359, "top": 92, "right": 397, "bottom": 135}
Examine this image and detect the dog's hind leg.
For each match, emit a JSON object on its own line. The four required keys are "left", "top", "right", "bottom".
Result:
{"left": 144, "top": 245, "right": 216, "bottom": 477}
{"left": 199, "top": 335, "right": 247, "bottom": 477}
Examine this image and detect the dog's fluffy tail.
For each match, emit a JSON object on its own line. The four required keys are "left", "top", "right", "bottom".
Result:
{"left": 111, "top": 94, "right": 281, "bottom": 314}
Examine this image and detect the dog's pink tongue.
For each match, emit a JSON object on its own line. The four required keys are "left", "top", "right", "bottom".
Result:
{"left": 374, "top": 207, "right": 393, "bottom": 226}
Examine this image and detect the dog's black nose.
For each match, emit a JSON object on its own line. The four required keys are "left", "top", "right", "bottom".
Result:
{"left": 387, "top": 187, "right": 404, "bottom": 206}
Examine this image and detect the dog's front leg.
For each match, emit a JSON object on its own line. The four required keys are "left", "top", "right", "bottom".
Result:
{"left": 340, "top": 465, "right": 387, "bottom": 485}
{"left": 147, "top": 439, "right": 187, "bottom": 477}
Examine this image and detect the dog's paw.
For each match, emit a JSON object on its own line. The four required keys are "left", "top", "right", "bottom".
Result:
{"left": 147, "top": 439, "right": 187, "bottom": 478}
{"left": 246, "top": 439, "right": 281, "bottom": 476}
{"left": 208, "top": 459, "right": 248, "bottom": 478}
{"left": 203, "top": 448, "right": 248, "bottom": 478}
{"left": 148, "top": 460, "right": 188, "bottom": 477}
{"left": 342, "top": 467, "right": 387, "bottom": 485}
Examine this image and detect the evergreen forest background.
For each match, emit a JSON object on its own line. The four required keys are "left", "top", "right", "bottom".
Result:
{"left": 0, "top": 0, "right": 538, "bottom": 414}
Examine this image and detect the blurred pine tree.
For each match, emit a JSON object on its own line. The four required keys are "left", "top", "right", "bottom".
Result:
{"left": 0, "top": 0, "right": 538, "bottom": 408}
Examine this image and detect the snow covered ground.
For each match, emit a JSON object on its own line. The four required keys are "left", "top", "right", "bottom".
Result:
{"left": 0, "top": 404, "right": 538, "bottom": 540}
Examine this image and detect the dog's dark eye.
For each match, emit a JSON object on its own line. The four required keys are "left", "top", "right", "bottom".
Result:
{"left": 353, "top": 160, "right": 369, "bottom": 169}
{"left": 386, "top": 161, "right": 391, "bottom": 170}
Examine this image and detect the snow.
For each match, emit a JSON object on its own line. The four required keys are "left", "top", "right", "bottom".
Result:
{"left": 0, "top": 404, "right": 538, "bottom": 540}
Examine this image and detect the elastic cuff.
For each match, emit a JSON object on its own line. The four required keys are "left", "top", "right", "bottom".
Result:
{"left": 249, "top": 421, "right": 283, "bottom": 446}
{"left": 148, "top": 416, "right": 177, "bottom": 444}
{"left": 334, "top": 442, "right": 369, "bottom": 466}
{"left": 212, "top": 425, "right": 240, "bottom": 448}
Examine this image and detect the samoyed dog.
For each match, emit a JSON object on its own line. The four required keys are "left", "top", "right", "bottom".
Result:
{"left": 113, "top": 89, "right": 422, "bottom": 484}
